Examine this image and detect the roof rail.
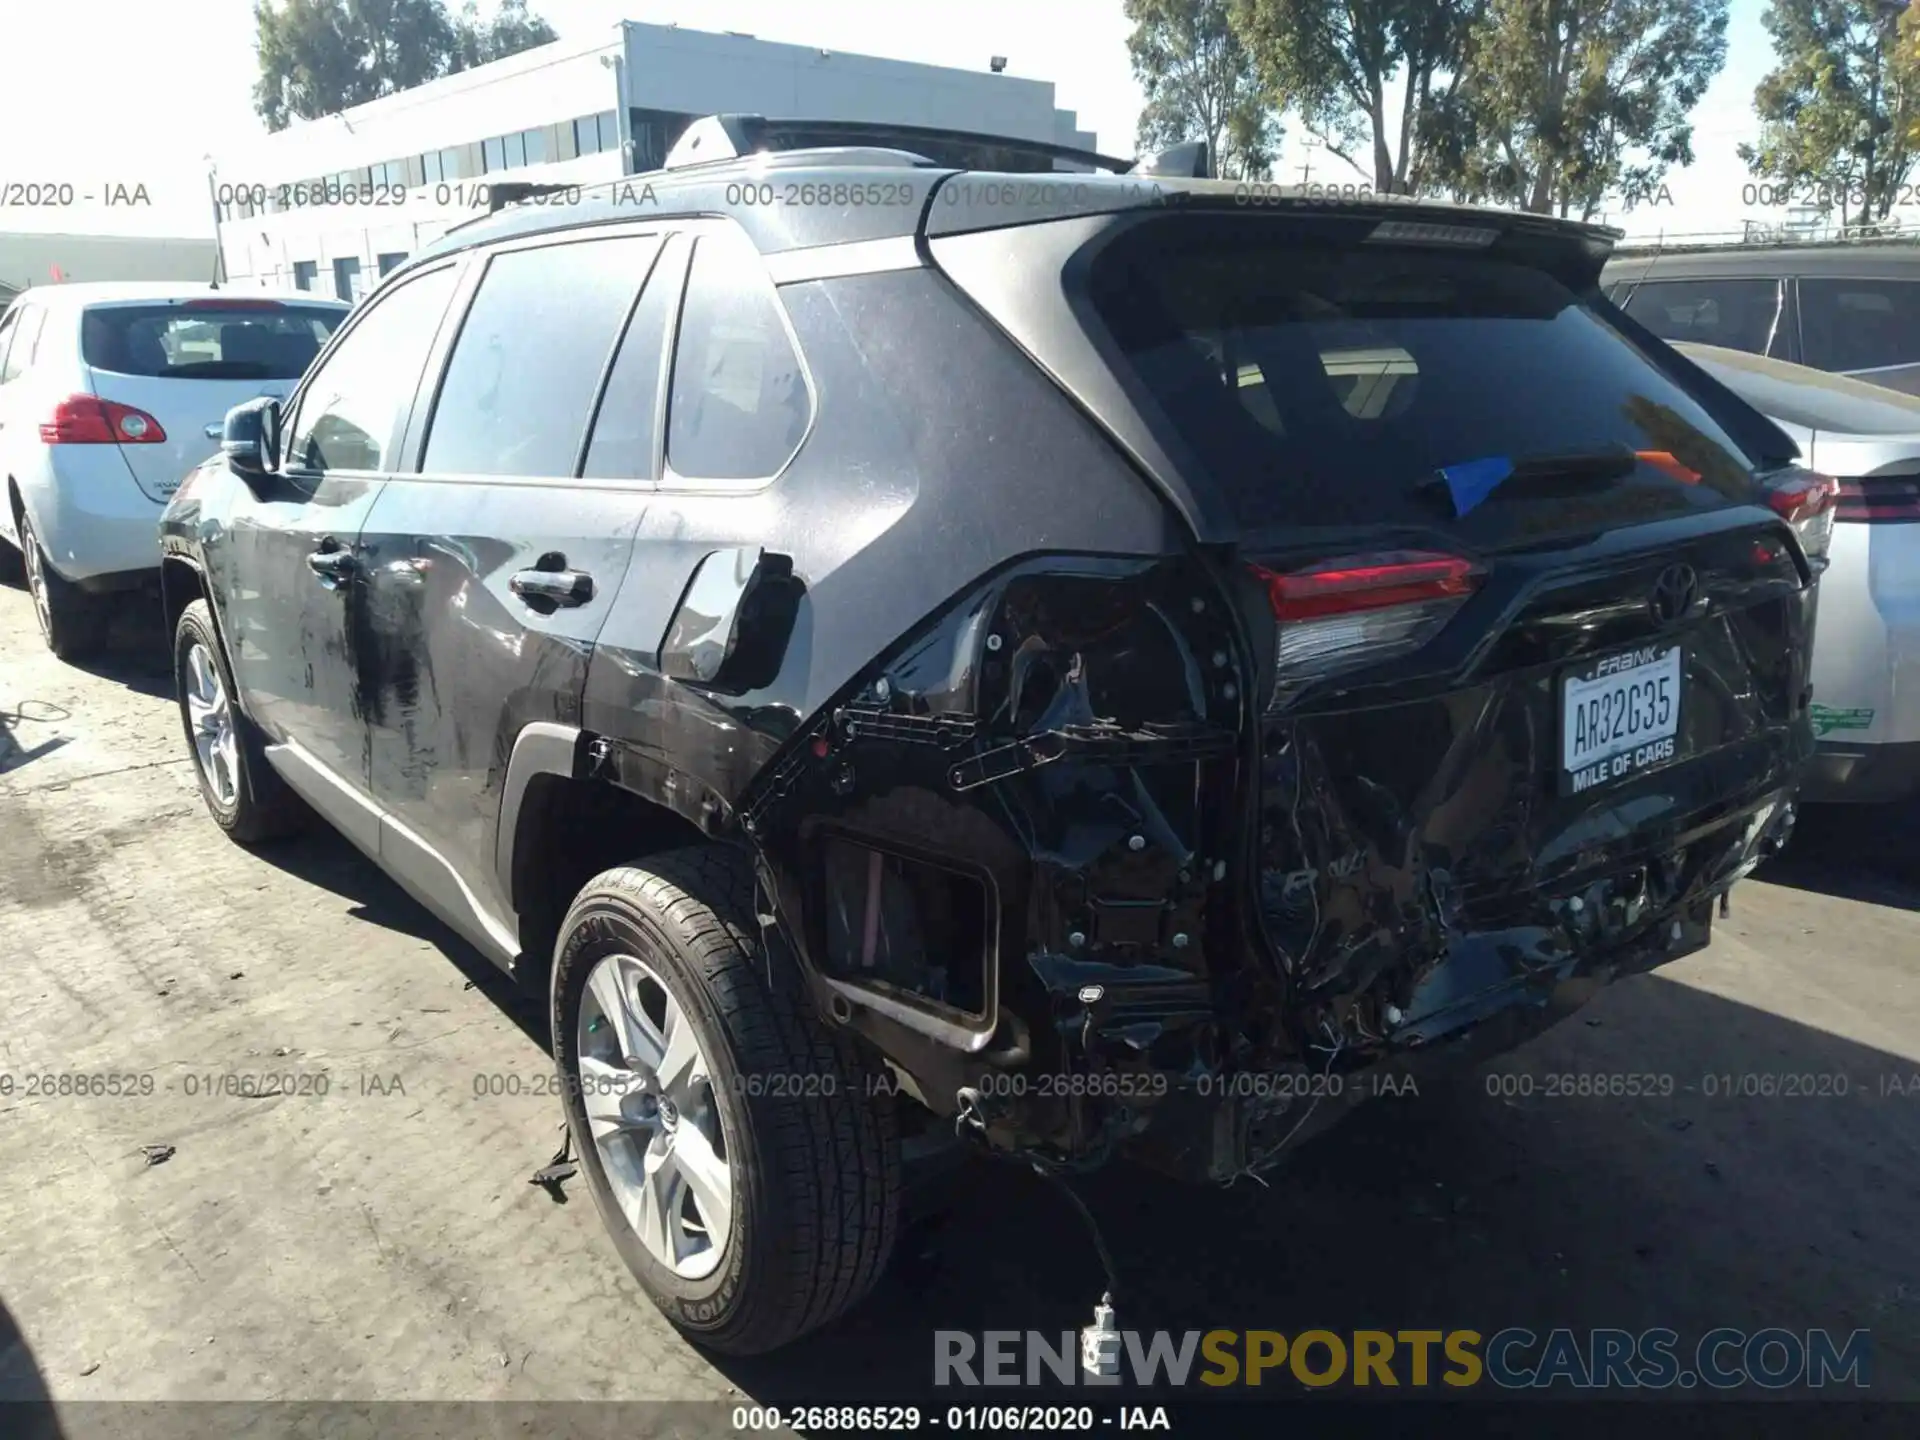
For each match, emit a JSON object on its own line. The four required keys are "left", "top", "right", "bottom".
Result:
{"left": 1612, "top": 222, "right": 1918, "bottom": 256}
{"left": 486, "top": 180, "right": 578, "bottom": 214}
{"left": 1133, "top": 140, "right": 1210, "bottom": 178}
{"left": 662, "top": 114, "right": 1137, "bottom": 174}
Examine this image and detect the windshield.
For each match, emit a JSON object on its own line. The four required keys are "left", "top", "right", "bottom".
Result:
{"left": 1085, "top": 219, "right": 1764, "bottom": 539}
{"left": 82, "top": 304, "right": 344, "bottom": 381}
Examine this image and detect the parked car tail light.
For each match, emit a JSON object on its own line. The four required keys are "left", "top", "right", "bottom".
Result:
{"left": 1836, "top": 476, "right": 1920, "bottom": 524}
{"left": 1762, "top": 468, "right": 1840, "bottom": 560}
{"left": 1248, "top": 551, "right": 1481, "bottom": 707}
{"left": 39, "top": 395, "right": 169, "bottom": 445}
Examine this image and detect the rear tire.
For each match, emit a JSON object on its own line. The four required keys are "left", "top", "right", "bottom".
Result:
{"left": 21, "top": 512, "right": 106, "bottom": 661}
{"left": 173, "top": 599, "right": 306, "bottom": 844}
{"left": 552, "top": 846, "right": 901, "bottom": 1355}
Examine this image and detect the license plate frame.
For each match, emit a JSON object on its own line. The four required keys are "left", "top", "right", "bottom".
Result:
{"left": 1558, "top": 642, "right": 1686, "bottom": 796}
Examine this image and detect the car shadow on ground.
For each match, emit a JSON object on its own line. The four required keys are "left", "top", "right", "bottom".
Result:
{"left": 707, "top": 977, "right": 1919, "bottom": 1406}
{"left": 65, "top": 604, "right": 175, "bottom": 700}
{"left": 1760, "top": 801, "right": 1920, "bottom": 911}
{"left": 245, "top": 823, "right": 547, "bottom": 1048}
{"left": 0, "top": 1296, "right": 64, "bottom": 1438}
{"left": 216, "top": 795, "right": 1920, "bottom": 1407}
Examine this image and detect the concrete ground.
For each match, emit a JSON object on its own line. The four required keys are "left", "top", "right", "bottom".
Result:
{"left": 1, "top": 576, "right": 1916, "bottom": 1426}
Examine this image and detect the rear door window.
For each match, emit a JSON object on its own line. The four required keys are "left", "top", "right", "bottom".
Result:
{"left": 81, "top": 303, "right": 343, "bottom": 380}
{"left": 1085, "top": 219, "right": 1762, "bottom": 539}
{"left": 582, "top": 235, "right": 686, "bottom": 482}
{"left": 1797, "top": 278, "right": 1920, "bottom": 374}
{"left": 1616, "top": 278, "right": 1783, "bottom": 356}
{"left": 421, "top": 234, "right": 661, "bottom": 479}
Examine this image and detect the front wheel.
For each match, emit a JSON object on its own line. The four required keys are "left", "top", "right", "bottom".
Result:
{"left": 551, "top": 848, "right": 901, "bottom": 1355}
{"left": 173, "top": 599, "right": 306, "bottom": 843}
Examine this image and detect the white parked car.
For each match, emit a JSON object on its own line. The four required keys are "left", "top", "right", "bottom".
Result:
{"left": 1680, "top": 342, "right": 1920, "bottom": 803}
{"left": 0, "top": 283, "right": 348, "bottom": 658}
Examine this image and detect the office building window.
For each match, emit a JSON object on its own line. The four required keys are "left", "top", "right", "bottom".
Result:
{"left": 292, "top": 260, "right": 318, "bottom": 292}
{"left": 377, "top": 252, "right": 409, "bottom": 277}
{"left": 574, "top": 116, "right": 600, "bottom": 156}
{"left": 422, "top": 151, "right": 442, "bottom": 183}
{"left": 482, "top": 136, "right": 505, "bottom": 172}
{"left": 503, "top": 131, "right": 526, "bottom": 168}
{"left": 523, "top": 127, "right": 547, "bottom": 166}
{"left": 598, "top": 110, "right": 620, "bottom": 155}
{"left": 333, "top": 255, "right": 363, "bottom": 303}
{"left": 440, "top": 147, "right": 463, "bottom": 181}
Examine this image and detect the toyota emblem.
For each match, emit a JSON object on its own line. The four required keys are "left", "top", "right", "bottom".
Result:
{"left": 1649, "top": 563, "right": 1700, "bottom": 627}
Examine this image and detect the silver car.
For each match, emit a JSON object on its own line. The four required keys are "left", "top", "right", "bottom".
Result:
{"left": 1679, "top": 342, "right": 1920, "bottom": 802}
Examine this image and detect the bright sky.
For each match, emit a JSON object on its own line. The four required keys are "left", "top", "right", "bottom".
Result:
{"left": 0, "top": 0, "right": 1782, "bottom": 243}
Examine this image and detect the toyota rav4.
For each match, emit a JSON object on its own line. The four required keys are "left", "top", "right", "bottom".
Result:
{"left": 159, "top": 116, "right": 1818, "bottom": 1358}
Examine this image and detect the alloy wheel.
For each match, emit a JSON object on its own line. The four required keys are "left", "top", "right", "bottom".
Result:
{"left": 577, "top": 953, "right": 732, "bottom": 1280}
{"left": 21, "top": 520, "right": 51, "bottom": 640}
{"left": 183, "top": 642, "right": 240, "bottom": 808}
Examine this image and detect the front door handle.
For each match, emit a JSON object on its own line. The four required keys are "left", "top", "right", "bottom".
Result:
{"left": 509, "top": 567, "right": 594, "bottom": 607}
{"left": 307, "top": 543, "right": 357, "bottom": 580}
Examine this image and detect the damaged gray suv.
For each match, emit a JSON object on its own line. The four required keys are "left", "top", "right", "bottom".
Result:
{"left": 160, "top": 116, "right": 1820, "bottom": 1356}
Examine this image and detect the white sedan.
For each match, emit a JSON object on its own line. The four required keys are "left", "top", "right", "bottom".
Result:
{"left": 0, "top": 283, "right": 348, "bottom": 659}
{"left": 1680, "top": 342, "right": 1920, "bottom": 803}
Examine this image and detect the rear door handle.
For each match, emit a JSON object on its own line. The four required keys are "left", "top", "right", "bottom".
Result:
{"left": 509, "top": 567, "right": 594, "bottom": 607}
{"left": 307, "top": 543, "right": 357, "bottom": 580}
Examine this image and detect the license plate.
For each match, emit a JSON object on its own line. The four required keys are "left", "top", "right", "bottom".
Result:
{"left": 1560, "top": 644, "right": 1683, "bottom": 793}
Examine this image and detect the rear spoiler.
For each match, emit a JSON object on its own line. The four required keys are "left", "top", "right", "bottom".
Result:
{"left": 662, "top": 113, "right": 1157, "bottom": 176}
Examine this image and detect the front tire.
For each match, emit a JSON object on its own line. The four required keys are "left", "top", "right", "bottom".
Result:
{"left": 552, "top": 847, "right": 901, "bottom": 1355}
{"left": 173, "top": 599, "right": 306, "bottom": 844}
{"left": 21, "top": 511, "right": 106, "bottom": 660}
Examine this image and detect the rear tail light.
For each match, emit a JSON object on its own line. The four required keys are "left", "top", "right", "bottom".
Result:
{"left": 40, "top": 395, "right": 168, "bottom": 445}
{"left": 1761, "top": 468, "right": 1839, "bottom": 560}
{"left": 1248, "top": 551, "right": 1481, "bottom": 708}
{"left": 1836, "top": 476, "right": 1920, "bottom": 524}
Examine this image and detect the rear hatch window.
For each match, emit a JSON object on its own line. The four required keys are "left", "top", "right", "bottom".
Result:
{"left": 82, "top": 303, "right": 343, "bottom": 381}
{"left": 1085, "top": 218, "right": 1769, "bottom": 547}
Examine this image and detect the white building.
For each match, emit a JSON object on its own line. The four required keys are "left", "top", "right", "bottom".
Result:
{"left": 210, "top": 20, "right": 1100, "bottom": 298}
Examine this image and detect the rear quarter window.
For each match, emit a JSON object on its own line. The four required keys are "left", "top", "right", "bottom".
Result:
{"left": 82, "top": 304, "right": 343, "bottom": 380}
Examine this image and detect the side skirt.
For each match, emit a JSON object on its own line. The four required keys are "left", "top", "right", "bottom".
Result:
{"left": 261, "top": 739, "right": 521, "bottom": 970}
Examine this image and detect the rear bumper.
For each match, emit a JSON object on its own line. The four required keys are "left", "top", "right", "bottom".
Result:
{"left": 16, "top": 445, "right": 166, "bottom": 583}
{"left": 1800, "top": 740, "right": 1920, "bottom": 804}
{"left": 1059, "top": 780, "right": 1798, "bottom": 1185}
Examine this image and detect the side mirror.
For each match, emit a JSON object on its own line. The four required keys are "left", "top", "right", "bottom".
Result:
{"left": 221, "top": 396, "right": 281, "bottom": 486}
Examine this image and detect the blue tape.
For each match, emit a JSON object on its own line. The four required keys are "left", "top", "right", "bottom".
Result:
{"left": 1437, "top": 456, "right": 1515, "bottom": 517}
